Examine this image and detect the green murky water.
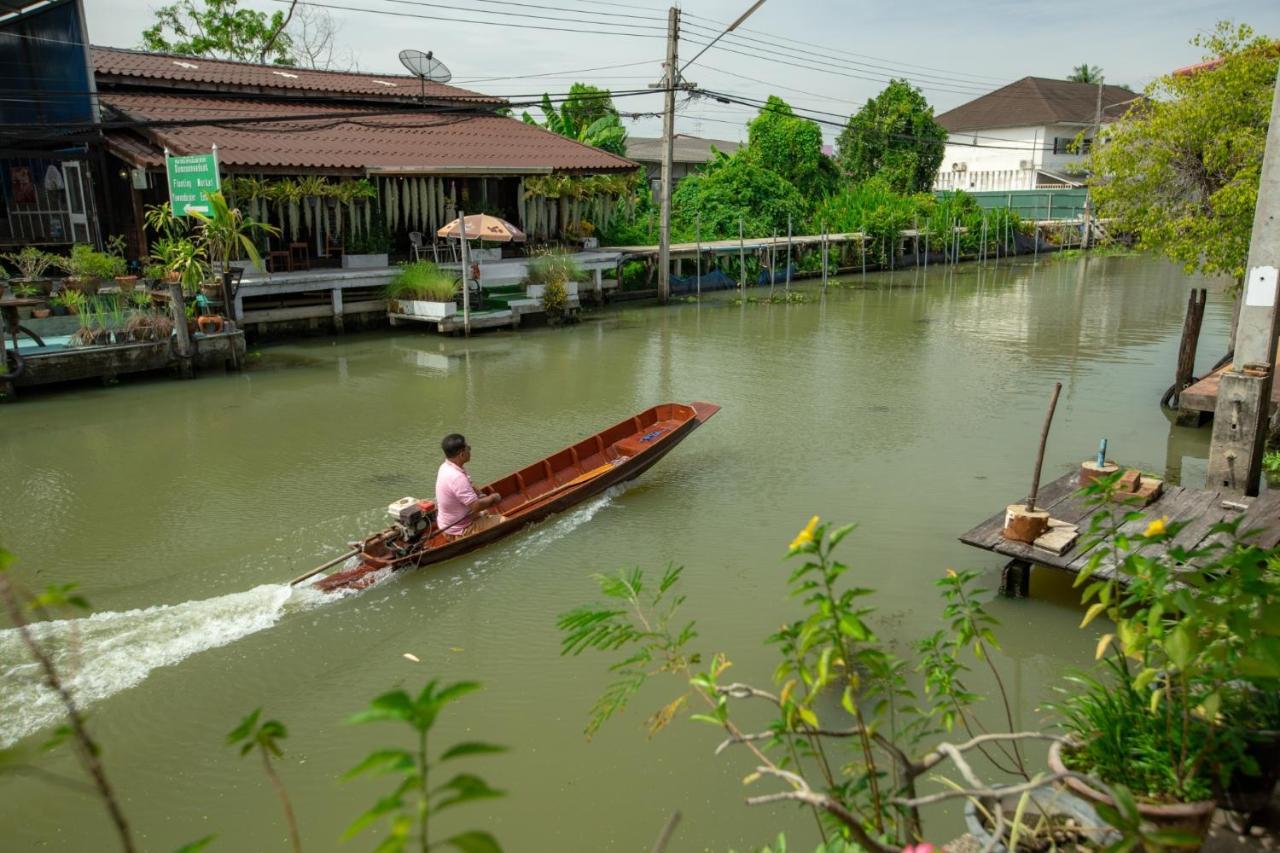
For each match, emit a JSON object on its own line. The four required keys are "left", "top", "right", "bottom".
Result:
{"left": 0, "top": 255, "right": 1231, "bottom": 850}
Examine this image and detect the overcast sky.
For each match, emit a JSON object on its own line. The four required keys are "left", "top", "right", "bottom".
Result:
{"left": 85, "top": 0, "right": 1280, "bottom": 142}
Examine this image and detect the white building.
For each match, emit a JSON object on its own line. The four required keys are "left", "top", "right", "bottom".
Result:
{"left": 933, "top": 77, "right": 1141, "bottom": 192}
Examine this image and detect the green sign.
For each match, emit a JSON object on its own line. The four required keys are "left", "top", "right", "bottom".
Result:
{"left": 165, "top": 151, "right": 221, "bottom": 216}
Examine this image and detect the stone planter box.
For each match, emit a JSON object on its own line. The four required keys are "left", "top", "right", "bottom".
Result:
{"left": 526, "top": 282, "right": 578, "bottom": 300}
{"left": 402, "top": 300, "right": 456, "bottom": 320}
{"left": 470, "top": 248, "right": 502, "bottom": 262}
{"left": 342, "top": 253, "right": 389, "bottom": 269}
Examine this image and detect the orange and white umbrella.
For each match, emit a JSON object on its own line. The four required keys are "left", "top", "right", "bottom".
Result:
{"left": 437, "top": 214, "right": 526, "bottom": 243}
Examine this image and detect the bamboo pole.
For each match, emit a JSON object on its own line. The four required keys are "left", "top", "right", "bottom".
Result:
{"left": 1027, "top": 382, "right": 1064, "bottom": 512}
{"left": 738, "top": 215, "right": 745, "bottom": 292}
{"left": 785, "top": 215, "right": 792, "bottom": 293}
{"left": 695, "top": 212, "right": 701, "bottom": 301}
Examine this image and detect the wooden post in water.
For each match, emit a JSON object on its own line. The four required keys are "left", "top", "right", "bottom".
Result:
{"left": 738, "top": 215, "right": 745, "bottom": 292}
{"left": 785, "top": 215, "right": 792, "bottom": 293}
{"left": 860, "top": 219, "right": 866, "bottom": 278}
{"left": 168, "top": 282, "right": 194, "bottom": 379}
{"left": 1173, "top": 288, "right": 1208, "bottom": 411}
{"left": 0, "top": 305, "right": 12, "bottom": 400}
{"left": 695, "top": 213, "right": 702, "bottom": 301}
{"left": 821, "top": 224, "right": 828, "bottom": 291}
{"left": 980, "top": 213, "right": 988, "bottom": 263}
{"left": 768, "top": 230, "right": 776, "bottom": 297}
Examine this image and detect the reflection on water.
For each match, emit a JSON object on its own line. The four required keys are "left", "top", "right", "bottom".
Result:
{"left": 0, "top": 255, "right": 1232, "bottom": 850}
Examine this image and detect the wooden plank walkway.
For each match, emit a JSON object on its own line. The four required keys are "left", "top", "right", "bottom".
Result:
{"left": 958, "top": 471, "right": 1280, "bottom": 595}
{"left": 1178, "top": 365, "right": 1280, "bottom": 414}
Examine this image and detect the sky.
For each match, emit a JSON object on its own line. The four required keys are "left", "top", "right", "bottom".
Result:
{"left": 84, "top": 0, "right": 1280, "bottom": 143}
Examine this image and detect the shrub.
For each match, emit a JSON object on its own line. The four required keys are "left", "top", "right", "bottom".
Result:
{"left": 526, "top": 252, "right": 586, "bottom": 285}
{"left": 60, "top": 244, "right": 126, "bottom": 281}
{"left": 388, "top": 261, "right": 457, "bottom": 302}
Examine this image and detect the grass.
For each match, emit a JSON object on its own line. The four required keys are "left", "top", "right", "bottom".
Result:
{"left": 388, "top": 261, "right": 457, "bottom": 302}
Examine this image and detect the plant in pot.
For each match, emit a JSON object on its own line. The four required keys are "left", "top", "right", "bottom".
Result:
{"left": 51, "top": 287, "right": 86, "bottom": 316}
{"left": 343, "top": 221, "right": 391, "bottom": 269}
{"left": 106, "top": 235, "right": 139, "bottom": 291}
{"left": 1051, "top": 476, "right": 1280, "bottom": 845}
{"left": 2, "top": 246, "right": 59, "bottom": 297}
{"left": 69, "top": 296, "right": 110, "bottom": 347}
{"left": 58, "top": 244, "right": 123, "bottom": 295}
{"left": 189, "top": 190, "right": 278, "bottom": 278}
{"left": 152, "top": 237, "right": 209, "bottom": 297}
{"left": 388, "top": 261, "right": 458, "bottom": 319}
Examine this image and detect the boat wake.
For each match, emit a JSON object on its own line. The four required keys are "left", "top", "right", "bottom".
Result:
{"left": 0, "top": 487, "right": 626, "bottom": 749}
{"left": 0, "top": 581, "right": 343, "bottom": 749}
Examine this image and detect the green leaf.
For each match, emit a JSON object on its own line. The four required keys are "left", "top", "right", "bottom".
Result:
{"left": 342, "top": 779, "right": 412, "bottom": 839}
{"left": 348, "top": 690, "right": 414, "bottom": 725}
{"left": 1165, "top": 623, "right": 1196, "bottom": 669}
{"left": 441, "top": 830, "right": 503, "bottom": 853}
{"left": 431, "top": 681, "right": 483, "bottom": 708}
{"left": 174, "top": 835, "right": 216, "bottom": 853}
{"left": 828, "top": 523, "right": 857, "bottom": 548}
{"left": 432, "top": 773, "right": 505, "bottom": 812}
{"left": 343, "top": 748, "right": 415, "bottom": 779}
{"left": 440, "top": 741, "right": 508, "bottom": 761}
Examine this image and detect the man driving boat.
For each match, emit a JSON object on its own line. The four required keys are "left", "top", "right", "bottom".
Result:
{"left": 435, "top": 433, "right": 505, "bottom": 539}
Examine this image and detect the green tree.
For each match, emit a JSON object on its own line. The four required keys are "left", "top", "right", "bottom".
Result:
{"left": 141, "top": 0, "right": 298, "bottom": 65}
{"left": 560, "top": 83, "right": 618, "bottom": 136}
{"left": 521, "top": 92, "right": 627, "bottom": 156}
{"left": 670, "top": 150, "right": 808, "bottom": 240}
{"left": 1086, "top": 21, "right": 1276, "bottom": 282}
{"left": 1068, "top": 63, "right": 1105, "bottom": 83}
{"left": 745, "top": 95, "right": 838, "bottom": 199}
{"left": 836, "top": 79, "right": 947, "bottom": 194}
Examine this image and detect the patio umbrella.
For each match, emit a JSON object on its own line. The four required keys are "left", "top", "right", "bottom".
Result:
{"left": 437, "top": 214, "right": 526, "bottom": 243}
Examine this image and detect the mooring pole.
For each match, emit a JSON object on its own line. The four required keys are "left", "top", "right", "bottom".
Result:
{"left": 1207, "top": 57, "right": 1280, "bottom": 496}
{"left": 738, "top": 215, "right": 745, "bottom": 292}
{"left": 1027, "top": 381, "right": 1064, "bottom": 513}
{"left": 821, "top": 224, "right": 828, "bottom": 291}
{"left": 656, "top": 5, "right": 679, "bottom": 305}
{"left": 785, "top": 215, "right": 792, "bottom": 293}
{"left": 768, "top": 230, "right": 776, "bottom": 297}
{"left": 695, "top": 212, "right": 701, "bottom": 301}
{"left": 860, "top": 219, "right": 866, "bottom": 278}
{"left": 168, "top": 282, "right": 194, "bottom": 379}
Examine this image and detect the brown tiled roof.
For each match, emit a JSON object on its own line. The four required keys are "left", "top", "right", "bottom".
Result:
{"left": 101, "top": 93, "right": 638, "bottom": 174}
{"left": 92, "top": 45, "right": 504, "bottom": 105}
{"left": 936, "top": 77, "right": 1143, "bottom": 132}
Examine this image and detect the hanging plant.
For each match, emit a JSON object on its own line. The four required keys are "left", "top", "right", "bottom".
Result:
{"left": 401, "top": 178, "right": 411, "bottom": 229}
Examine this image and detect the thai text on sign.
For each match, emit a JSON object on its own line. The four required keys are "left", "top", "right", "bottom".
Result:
{"left": 165, "top": 150, "right": 221, "bottom": 216}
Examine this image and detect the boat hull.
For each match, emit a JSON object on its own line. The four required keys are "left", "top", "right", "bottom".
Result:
{"left": 314, "top": 401, "right": 719, "bottom": 591}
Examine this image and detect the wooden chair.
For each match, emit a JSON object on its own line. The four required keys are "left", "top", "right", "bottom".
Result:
{"left": 267, "top": 250, "right": 291, "bottom": 273}
{"left": 288, "top": 242, "right": 310, "bottom": 271}
{"left": 324, "top": 237, "right": 344, "bottom": 262}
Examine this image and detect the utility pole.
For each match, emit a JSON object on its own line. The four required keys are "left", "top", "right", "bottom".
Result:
{"left": 1205, "top": 61, "right": 1280, "bottom": 497}
{"left": 657, "top": 6, "right": 680, "bottom": 305}
{"left": 1082, "top": 80, "right": 1103, "bottom": 249}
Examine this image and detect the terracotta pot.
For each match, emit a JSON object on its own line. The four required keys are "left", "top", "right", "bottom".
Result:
{"left": 197, "top": 315, "right": 224, "bottom": 335}
{"left": 32, "top": 308, "right": 51, "bottom": 319}
{"left": 65, "top": 277, "right": 101, "bottom": 296}
{"left": 186, "top": 318, "right": 198, "bottom": 336}
{"left": 114, "top": 275, "right": 139, "bottom": 293}
{"left": 1048, "top": 740, "right": 1216, "bottom": 846}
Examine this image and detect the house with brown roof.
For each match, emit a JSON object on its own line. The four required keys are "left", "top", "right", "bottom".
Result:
{"left": 1, "top": 25, "right": 639, "bottom": 257}
{"left": 627, "top": 134, "right": 741, "bottom": 192}
{"left": 932, "top": 77, "right": 1141, "bottom": 193}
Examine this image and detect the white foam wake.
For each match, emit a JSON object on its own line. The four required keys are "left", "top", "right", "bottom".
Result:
{"left": 0, "top": 582, "right": 327, "bottom": 748}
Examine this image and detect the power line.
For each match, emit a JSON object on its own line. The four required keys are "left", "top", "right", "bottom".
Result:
{"left": 453, "top": 59, "right": 658, "bottom": 84}
{"left": 354, "top": 0, "right": 666, "bottom": 31}
{"left": 264, "top": 0, "right": 666, "bottom": 38}
{"left": 680, "top": 10, "right": 1009, "bottom": 84}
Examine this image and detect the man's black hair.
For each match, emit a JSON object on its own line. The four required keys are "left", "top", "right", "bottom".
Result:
{"left": 442, "top": 433, "right": 467, "bottom": 458}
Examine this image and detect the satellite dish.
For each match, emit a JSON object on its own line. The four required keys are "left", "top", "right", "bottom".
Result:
{"left": 399, "top": 49, "right": 452, "bottom": 84}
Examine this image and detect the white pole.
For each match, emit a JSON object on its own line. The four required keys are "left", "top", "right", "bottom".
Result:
{"left": 459, "top": 211, "right": 470, "bottom": 336}
{"left": 821, "top": 223, "right": 828, "bottom": 291}
{"left": 785, "top": 214, "right": 792, "bottom": 293}
{"left": 738, "top": 215, "right": 745, "bottom": 291}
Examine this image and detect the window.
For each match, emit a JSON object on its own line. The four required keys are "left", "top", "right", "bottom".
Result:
{"left": 1052, "top": 136, "right": 1092, "bottom": 155}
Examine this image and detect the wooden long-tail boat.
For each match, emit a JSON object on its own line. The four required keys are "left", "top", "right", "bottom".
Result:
{"left": 301, "top": 401, "right": 720, "bottom": 592}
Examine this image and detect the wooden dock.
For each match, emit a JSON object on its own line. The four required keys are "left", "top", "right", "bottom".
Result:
{"left": 1177, "top": 364, "right": 1280, "bottom": 417}
{"left": 959, "top": 470, "right": 1280, "bottom": 596}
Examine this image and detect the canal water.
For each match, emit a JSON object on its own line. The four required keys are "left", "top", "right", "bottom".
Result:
{"left": 0, "top": 254, "right": 1232, "bottom": 850}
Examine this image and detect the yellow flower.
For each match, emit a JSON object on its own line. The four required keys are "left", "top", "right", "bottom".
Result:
{"left": 789, "top": 515, "right": 820, "bottom": 551}
{"left": 946, "top": 568, "right": 957, "bottom": 578}
{"left": 1143, "top": 516, "right": 1168, "bottom": 538}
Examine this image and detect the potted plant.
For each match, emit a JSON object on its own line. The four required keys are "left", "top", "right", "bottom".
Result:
{"left": 525, "top": 252, "right": 584, "bottom": 301}
{"left": 105, "top": 235, "right": 138, "bottom": 291}
{"left": 51, "top": 287, "right": 86, "bottom": 316}
{"left": 1051, "top": 477, "right": 1280, "bottom": 846}
{"left": 188, "top": 190, "right": 277, "bottom": 279}
{"left": 2, "top": 246, "right": 59, "bottom": 297}
{"left": 387, "top": 261, "right": 458, "bottom": 320}
{"left": 58, "top": 244, "right": 123, "bottom": 295}
{"left": 197, "top": 314, "right": 225, "bottom": 334}
{"left": 151, "top": 237, "right": 209, "bottom": 296}
{"left": 963, "top": 784, "right": 1118, "bottom": 852}
{"left": 342, "top": 223, "right": 391, "bottom": 269}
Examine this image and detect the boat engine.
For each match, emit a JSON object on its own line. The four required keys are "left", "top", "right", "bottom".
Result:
{"left": 387, "top": 497, "right": 437, "bottom": 542}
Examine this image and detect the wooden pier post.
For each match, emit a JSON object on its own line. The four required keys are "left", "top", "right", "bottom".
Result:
{"left": 738, "top": 216, "right": 745, "bottom": 292}
{"left": 0, "top": 304, "right": 12, "bottom": 401}
{"left": 860, "top": 220, "right": 866, "bottom": 278}
{"left": 168, "top": 283, "right": 194, "bottom": 379}
{"left": 459, "top": 210, "right": 470, "bottom": 336}
{"left": 785, "top": 215, "right": 792, "bottom": 293}
{"left": 768, "top": 230, "right": 776, "bottom": 297}
{"left": 695, "top": 213, "right": 701, "bottom": 301}
{"left": 1173, "top": 288, "right": 1208, "bottom": 421}
{"left": 821, "top": 225, "right": 828, "bottom": 291}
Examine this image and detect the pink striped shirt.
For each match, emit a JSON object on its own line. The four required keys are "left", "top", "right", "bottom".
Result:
{"left": 435, "top": 460, "right": 478, "bottom": 536}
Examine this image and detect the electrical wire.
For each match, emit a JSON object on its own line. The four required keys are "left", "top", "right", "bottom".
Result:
{"left": 265, "top": 0, "right": 665, "bottom": 38}
{"left": 354, "top": 0, "right": 666, "bottom": 32}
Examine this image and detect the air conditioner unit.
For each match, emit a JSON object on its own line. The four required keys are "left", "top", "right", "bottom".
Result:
{"left": 957, "top": 162, "right": 968, "bottom": 172}
{"left": 1019, "top": 160, "right": 1033, "bottom": 170}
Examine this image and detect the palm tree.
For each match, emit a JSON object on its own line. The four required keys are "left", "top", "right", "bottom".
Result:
{"left": 1068, "top": 64, "right": 1104, "bottom": 84}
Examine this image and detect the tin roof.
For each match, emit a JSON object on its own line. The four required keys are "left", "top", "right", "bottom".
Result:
{"left": 92, "top": 45, "right": 504, "bottom": 105}
{"left": 101, "top": 92, "right": 638, "bottom": 174}
{"left": 936, "top": 77, "right": 1142, "bottom": 133}
{"left": 627, "top": 134, "right": 741, "bottom": 164}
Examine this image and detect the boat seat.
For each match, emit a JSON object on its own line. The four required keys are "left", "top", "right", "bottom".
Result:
{"left": 611, "top": 422, "right": 678, "bottom": 458}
